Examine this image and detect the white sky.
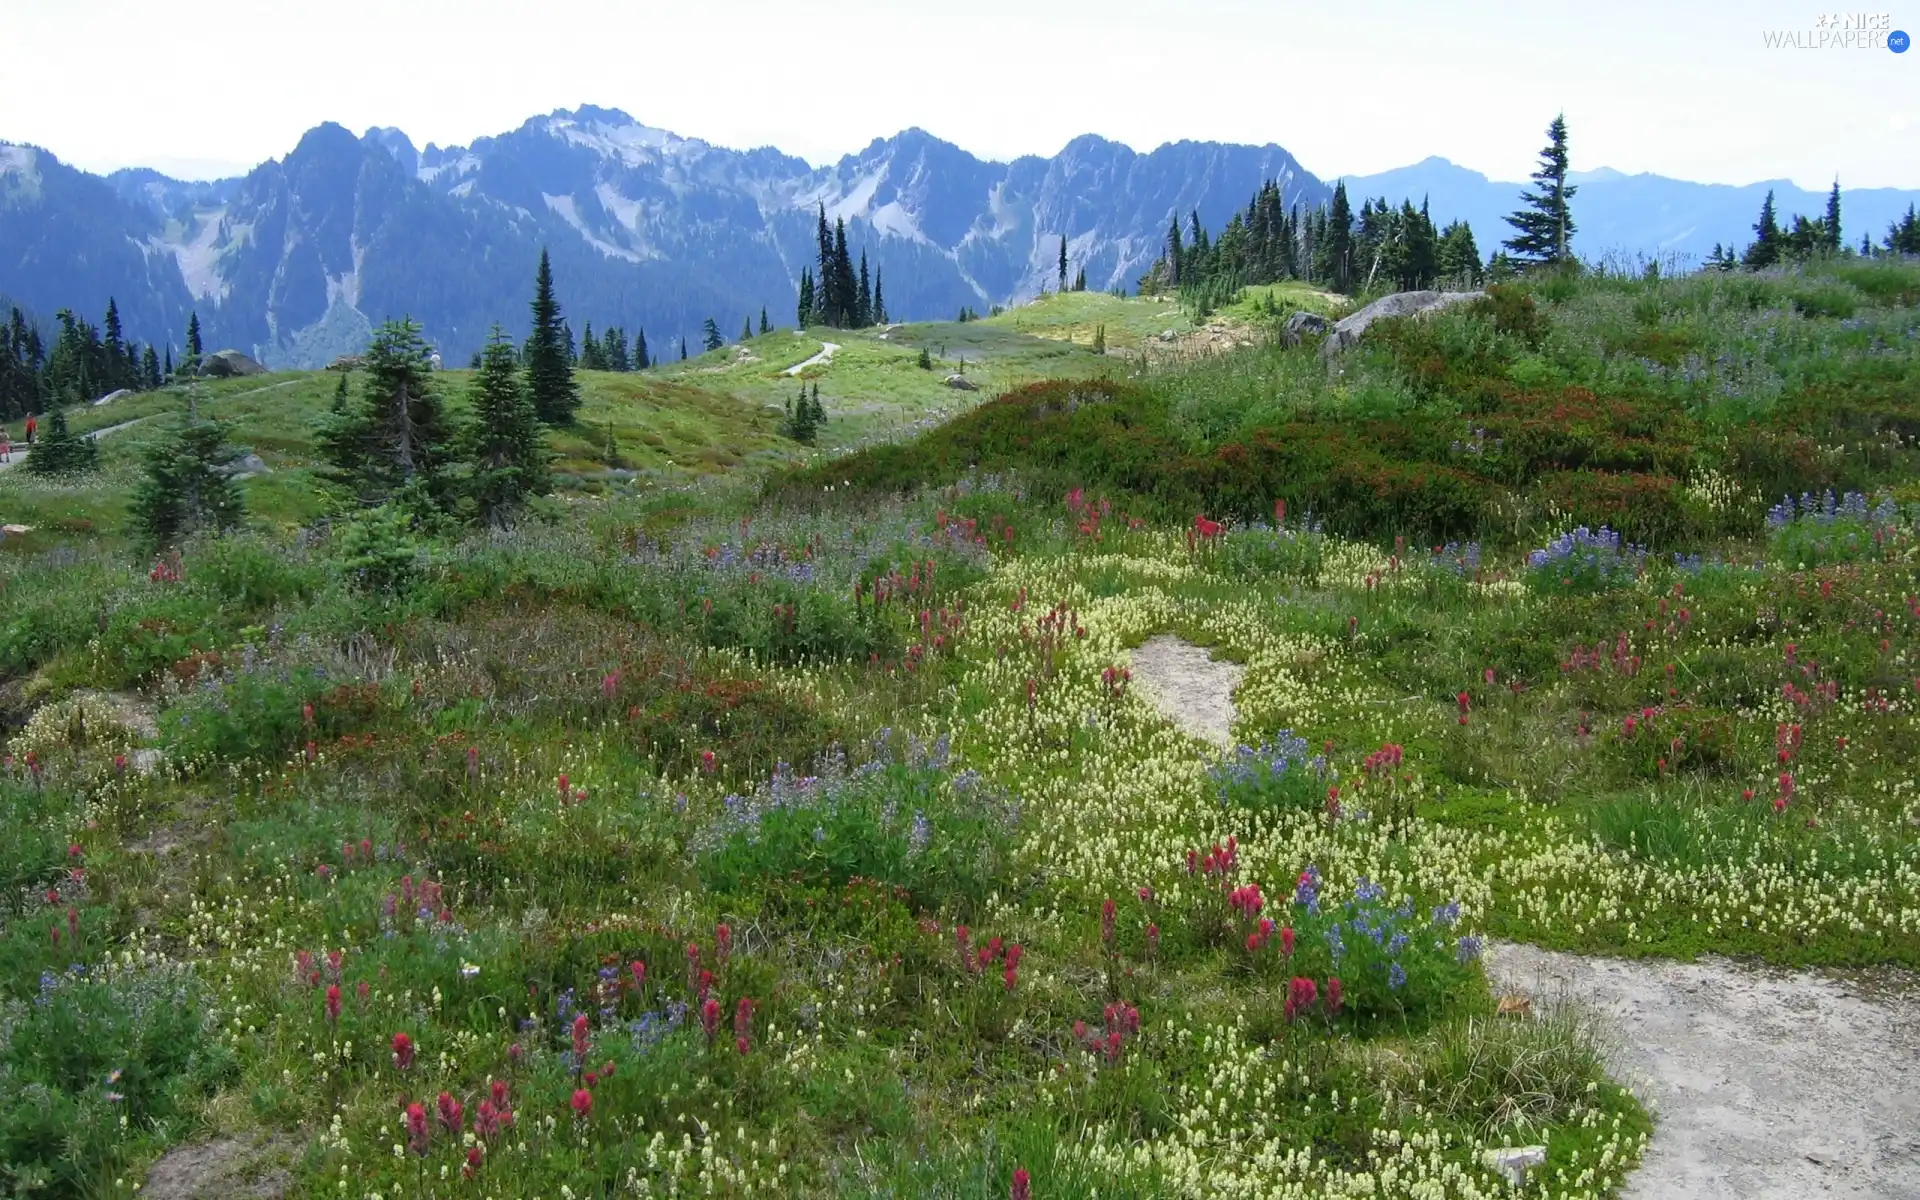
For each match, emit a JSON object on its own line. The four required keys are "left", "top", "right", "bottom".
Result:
{"left": 4, "top": 0, "right": 1915, "bottom": 188}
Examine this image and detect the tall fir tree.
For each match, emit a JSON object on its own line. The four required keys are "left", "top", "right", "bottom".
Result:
{"left": 1824, "top": 181, "right": 1843, "bottom": 253}
{"left": 317, "top": 319, "right": 456, "bottom": 506}
{"left": 797, "top": 269, "right": 815, "bottom": 328}
{"left": 464, "top": 326, "right": 550, "bottom": 528}
{"left": 1166, "top": 217, "right": 1183, "bottom": 287}
{"left": 1058, "top": 235, "right": 1068, "bottom": 291}
{"left": 129, "top": 387, "right": 243, "bottom": 552}
{"left": 872, "top": 271, "right": 886, "bottom": 325}
{"left": 701, "top": 317, "right": 723, "bottom": 352}
{"left": 579, "top": 321, "right": 602, "bottom": 370}
{"left": 184, "top": 311, "right": 203, "bottom": 361}
{"left": 856, "top": 252, "right": 872, "bottom": 328}
{"left": 742, "top": 316, "right": 754, "bottom": 342}
{"left": 1743, "top": 190, "right": 1783, "bottom": 268}
{"left": 1324, "top": 181, "right": 1355, "bottom": 292}
{"left": 1502, "top": 114, "right": 1578, "bottom": 268}
{"left": 634, "top": 328, "right": 649, "bottom": 369}
{"left": 760, "top": 307, "right": 771, "bottom": 335}
{"left": 525, "top": 249, "right": 580, "bottom": 424}
{"left": 604, "top": 325, "right": 629, "bottom": 371}
{"left": 163, "top": 345, "right": 173, "bottom": 382}
{"left": 141, "top": 345, "right": 161, "bottom": 390}
{"left": 679, "top": 338, "right": 688, "bottom": 361}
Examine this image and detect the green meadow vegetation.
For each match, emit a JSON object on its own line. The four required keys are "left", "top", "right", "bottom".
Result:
{"left": 2, "top": 254, "right": 1918, "bottom": 1198}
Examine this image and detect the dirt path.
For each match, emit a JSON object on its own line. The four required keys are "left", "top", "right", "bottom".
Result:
{"left": 1128, "top": 633, "right": 1920, "bottom": 1198}
{"left": 782, "top": 341, "right": 840, "bottom": 376}
{"left": 1491, "top": 943, "right": 1920, "bottom": 1199}
{"left": 0, "top": 417, "right": 146, "bottom": 473}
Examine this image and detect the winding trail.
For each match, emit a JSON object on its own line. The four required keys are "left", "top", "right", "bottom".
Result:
{"left": 1127, "top": 633, "right": 1920, "bottom": 1199}
{"left": 0, "top": 417, "right": 147, "bottom": 473}
{"left": 782, "top": 341, "right": 840, "bottom": 376}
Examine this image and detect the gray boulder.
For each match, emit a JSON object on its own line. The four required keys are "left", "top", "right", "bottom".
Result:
{"left": 1320, "top": 290, "right": 1485, "bottom": 358}
{"left": 1282, "top": 311, "right": 1329, "bottom": 346}
{"left": 1485, "top": 1146, "right": 1547, "bottom": 1187}
{"left": 944, "top": 374, "right": 978, "bottom": 391}
{"left": 203, "top": 349, "right": 267, "bottom": 378}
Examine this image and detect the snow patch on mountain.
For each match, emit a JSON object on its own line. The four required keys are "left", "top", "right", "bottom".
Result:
{"left": 543, "top": 193, "right": 644, "bottom": 263}
{"left": 419, "top": 154, "right": 479, "bottom": 186}
{"left": 0, "top": 145, "right": 35, "bottom": 177}
{"left": 592, "top": 184, "right": 661, "bottom": 259}
{"left": 158, "top": 210, "right": 231, "bottom": 302}
{"left": 550, "top": 113, "right": 688, "bottom": 168}
{"left": 868, "top": 200, "right": 927, "bottom": 245}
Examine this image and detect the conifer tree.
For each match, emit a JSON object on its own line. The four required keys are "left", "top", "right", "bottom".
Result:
{"left": 1824, "top": 181, "right": 1843, "bottom": 253}
{"left": 856, "top": 252, "right": 872, "bottom": 327}
{"left": 1324, "top": 181, "right": 1355, "bottom": 292}
{"left": 1166, "top": 217, "right": 1183, "bottom": 287}
{"left": 917, "top": 346, "right": 933, "bottom": 370}
{"left": 22, "top": 406, "right": 97, "bottom": 476}
{"left": 464, "top": 326, "right": 550, "bottom": 528}
{"left": 1503, "top": 114, "right": 1578, "bottom": 268}
{"left": 810, "top": 382, "right": 823, "bottom": 429}
{"left": 184, "top": 311, "right": 203, "bottom": 366}
{"left": 760, "top": 307, "right": 770, "bottom": 335}
{"left": 1886, "top": 204, "right": 1920, "bottom": 255}
{"left": 831, "top": 219, "right": 853, "bottom": 327}
{"left": 604, "top": 326, "right": 629, "bottom": 371}
{"left": 129, "top": 387, "right": 243, "bottom": 552}
{"left": 1743, "top": 191, "right": 1783, "bottom": 268}
{"left": 680, "top": 338, "right": 688, "bottom": 361}
{"left": 742, "top": 316, "right": 754, "bottom": 342}
{"left": 1058, "top": 236, "right": 1068, "bottom": 291}
{"left": 783, "top": 383, "right": 817, "bottom": 444}
{"left": 634, "top": 328, "right": 649, "bottom": 370}
{"left": 317, "top": 318, "right": 455, "bottom": 506}
{"left": 141, "top": 345, "right": 161, "bottom": 390}
{"left": 702, "top": 318, "right": 723, "bottom": 352}
{"left": 580, "top": 321, "right": 602, "bottom": 371}
{"left": 872, "top": 271, "right": 886, "bottom": 325}
{"left": 525, "top": 249, "right": 580, "bottom": 424}
{"left": 797, "top": 269, "right": 815, "bottom": 328}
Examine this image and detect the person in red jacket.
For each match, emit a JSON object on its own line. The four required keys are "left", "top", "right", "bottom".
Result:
{"left": 24, "top": 414, "right": 35, "bottom": 445}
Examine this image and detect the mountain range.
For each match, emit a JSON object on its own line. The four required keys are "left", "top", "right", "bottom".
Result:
{"left": 3, "top": 107, "right": 1917, "bottom": 368}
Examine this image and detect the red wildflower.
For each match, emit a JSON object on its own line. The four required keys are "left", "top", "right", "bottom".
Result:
{"left": 324, "top": 984, "right": 341, "bottom": 1023}
{"left": 391, "top": 1031, "right": 415, "bottom": 1070}
{"left": 1101, "top": 898, "right": 1116, "bottom": 946}
{"left": 571, "top": 1014, "right": 590, "bottom": 1060}
{"left": 1011, "top": 1166, "right": 1031, "bottom": 1200}
{"left": 437, "top": 1090, "right": 464, "bottom": 1134}
{"left": 701, "top": 997, "right": 721, "bottom": 1046}
{"left": 715, "top": 922, "right": 732, "bottom": 964}
{"left": 570, "top": 1088, "right": 593, "bottom": 1119}
{"left": 1325, "top": 976, "right": 1344, "bottom": 1015}
{"left": 404, "top": 1102, "right": 430, "bottom": 1155}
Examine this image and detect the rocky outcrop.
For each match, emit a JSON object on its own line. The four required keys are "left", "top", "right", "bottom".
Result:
{"left": 1283, "top": 311, "right": 1329, "bottom": 345}
{"left": 202, "top": 349, "right": 267, "bottom": 377}
{"left": 1320, "top": 290, "right": 1484, "bottom": 357}
{"left": 944, "top": 374, "right": 978, "bottom": 391}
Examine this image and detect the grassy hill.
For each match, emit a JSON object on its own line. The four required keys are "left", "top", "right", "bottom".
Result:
{"left": 3, "top": 260, "right": 1918, "bottom": 1199}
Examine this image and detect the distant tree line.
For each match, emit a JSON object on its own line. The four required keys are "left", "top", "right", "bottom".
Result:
{"left": 1708, "top": 185, "right": 1920, "bottom": 269}
{"left": 0, "top": 298, "right": 173, "bottom": 419}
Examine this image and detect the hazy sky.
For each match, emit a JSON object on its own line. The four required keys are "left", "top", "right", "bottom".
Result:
{"left": 5, "top": 0, "right": 1915, "bottom": 188}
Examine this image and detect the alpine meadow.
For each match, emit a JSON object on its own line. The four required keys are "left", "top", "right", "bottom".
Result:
{"left": 3, "top": 20, "right": 1920, "bottom": 1199}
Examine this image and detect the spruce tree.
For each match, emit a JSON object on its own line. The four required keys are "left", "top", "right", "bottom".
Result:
{"left": 317, "top": 318, "right": 455, "bottom": 507}
{"left": 702, "top": 318, "right": 723, "bottom": 352}
{"left": 525, "top": 249, "right": 580, "bottom": 424}
{"left": 22, "top": 406, "right": 97, "bottom": 476}
{"left": 129, "top": 388, "right": 243, "bottom": 552}
{"left": 464, "top": 326, "right": 550, "bottom": 528}
{"left": 604, "top": 326, "right": 629, "bottom": 371}
{"left": 102, "top": 298, "right": 128, "bottom": 389}
{"left": 742, "top": 316, "right": 754, "bottom": 342}
{"left": 1824, "top": 181, "right": 1843, "bottom": 254}
{"left": 760, "top": 307, "right": 771, "bottom": 335}
{"left": 680, "top": 338, "right": 688, "bottom": 361}
{"left": 634, "top": 328, "right": 649, "bottom": 370}
{"left": 1743, "top": 191, "right": 1783, "bottom": 269}
{"left": 163, "top": 345, "right": 173, "bottom": 381}
{"left": 1502, "top": 114, "right": 1578, "bottom": 268}
{"left": 917, "top": 346, "right": 933, "bottom": 370}
{"left": 1058, "top": 236, "right": 1068, "bottom": 291}
{"left": 1324, "top": 182, "right": 1355, "bottom": 292}
{"left": 872, "top": 272, "right": 886, "bottom": 325}
{"left": 832, "top": 219, "right": 853, "bottom": 327}
{"left": 141, "top": 345, "right": 161, "bottom": 390}
{"left": 1166, "top": 217, "right": 1183, "bottom": 287}
{"left": 580, "top": 321, "right": 602, "bottom": 370}
{"left": 810, "top": 382, "right": 823, "bottom": 429}
{"left": 797, "top": 269, "right": 815, "bottom": 328}
{"left": 856, "top": 252, "right": 872, "bottom": 328}
{"left": 184, "top": 311, "right": 203, "bottom": 365}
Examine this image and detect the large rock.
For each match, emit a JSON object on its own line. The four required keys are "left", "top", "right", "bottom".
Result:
{"left": 203, "top": 349, "right": 267, "bottom": 378}
{"left": 1283, "top": 311, "right": 1329, "bottom": 346}
{"left": 944, "top": 373, "right": 978, "bottom": 391}
{"left": 1320, "top": 290, "right": 1485, "bottom": 358}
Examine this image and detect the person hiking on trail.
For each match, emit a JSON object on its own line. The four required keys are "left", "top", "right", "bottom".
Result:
{"left": 0, "top": 431, "right": 10, "bottom": 463}
{"left": 23, "top": 415, "right": 35, "bottom": 445}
